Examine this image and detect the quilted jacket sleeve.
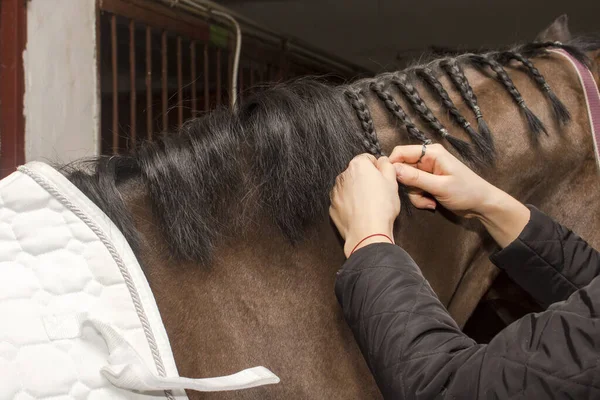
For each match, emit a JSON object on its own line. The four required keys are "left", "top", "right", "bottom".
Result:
{"left": 335, "top": 243, "right": 600, "bottom": 399}
{"left": 490, "top": 205, "right": 600, "bottom": 307}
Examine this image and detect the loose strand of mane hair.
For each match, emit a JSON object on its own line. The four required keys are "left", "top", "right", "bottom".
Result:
{"left": 470, "top": 54, "right": 547, "bottom": 136}
{"left": 416, "top": 67, "right": 494, "bottom": 163}
{"left": 498, "top": 51, "right": 571, "bottom": 125}
{"left": 440, "top": 58, "right": 494, "bottom": 151}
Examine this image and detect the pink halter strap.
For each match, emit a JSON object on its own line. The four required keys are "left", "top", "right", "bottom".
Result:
{"left": 550, "top": 48, "right": 600, "bottom": 165}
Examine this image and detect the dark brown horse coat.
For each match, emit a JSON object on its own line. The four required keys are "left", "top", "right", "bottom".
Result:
{"left": 61, "top": 16, "right": 600, "bottom": 399}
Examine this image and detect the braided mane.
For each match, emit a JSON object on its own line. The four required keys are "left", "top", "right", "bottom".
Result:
{"left": 63, "top": 38, "right": 600, "bottom": 263}
{"left": 344, "top": 40, "right": 597, "bottom": 166}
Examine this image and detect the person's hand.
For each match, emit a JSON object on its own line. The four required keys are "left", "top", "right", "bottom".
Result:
{"left": 389, "top": 144, "right": 530, "bottom": 248}
{"left": 330, "top": 154, "right": 400, "bottom": 257}
{"left": 389, "top": 144, "right": 499, "bottom": 218}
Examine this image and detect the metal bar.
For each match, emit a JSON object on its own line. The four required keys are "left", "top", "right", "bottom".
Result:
{"left": 111, "top": 14, "right": 119, "bottom": 154}
{"left": 269, "top": 64, "right": 275, "bottom": 81}
{"left": 216, "top": 48, "right": 222, "bottom": 107}
{"left": 102, "top": 0, "right": 367, "bottom": 76}
{"left": 278, "top": 57, "right": 283, "bottom": 81}
{"left": 161, "top": 31, "right": 168, "bottom": 131}
{"left": 129, "top": 19, "right": 136, "bottom": 148}
{"left": 146, "top": 26, "right": 153, "bottom": 140}
{"left": 100, "top": 0, "right": 210, "bottom": 43}
{"left": 204, "top": 43, "right": 209, "bottom": 111}
{"left": 0, "top": 0, "right": 26, "bottom": 177}
{"left": 228, "top": 41, "right": 233, "bottom": 107}
{"left": 191, "top": 41, "right": 197, "bottom": 114}
{"left": 157, "top": 0, "right": 368, "bottom": 74}
{"left": 279, "top": 49, "right": 287, "bottom": 81}
{"left": 177, "top": 36, "right": 183, "bottom": 127}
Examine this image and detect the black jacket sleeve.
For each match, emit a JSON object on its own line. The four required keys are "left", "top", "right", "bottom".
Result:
{"left": 336, "top": 243, "right": 600, "bottom": 399}
{"left": 490, "top": 205, "right": 600, "bottom": 307}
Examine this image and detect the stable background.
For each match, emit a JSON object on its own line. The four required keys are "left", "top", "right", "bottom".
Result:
{"left": 220, "top": 0, "right": 598, "bottom": 70}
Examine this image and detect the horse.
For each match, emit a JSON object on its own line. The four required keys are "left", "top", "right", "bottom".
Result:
{"left": 49, "top": 15, "right": 600, "bottom": 399}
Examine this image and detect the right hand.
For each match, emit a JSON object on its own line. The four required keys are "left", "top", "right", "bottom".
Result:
{"left": 389, "top": 143, "right": 530, "bottom": 248}
{"left": 389, "top": 144, "right": 501, "bottom": 218}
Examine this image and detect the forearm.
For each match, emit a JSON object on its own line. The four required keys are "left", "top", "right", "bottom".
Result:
{"left": 336, "top": 242, "right": 600, "bottom": 399}
{"left": 490, "top": 205, "right": 600, "bottom": 306}
{"left": 344, "top": 187, "right": 530, "bottom": 257}
{"left": 336, "top": 244, "right": 479, "bottom": 398}
{"left": 473, "top": 188, "right": 531, "bottom": 249}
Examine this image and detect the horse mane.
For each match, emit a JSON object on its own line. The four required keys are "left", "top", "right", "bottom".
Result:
{"left": 61, "top": 37, "right": 600, "bottom": 263}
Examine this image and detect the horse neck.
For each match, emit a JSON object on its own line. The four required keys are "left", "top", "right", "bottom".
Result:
{"left": 123, "top": 192, "right": 380, "bottom": 399}
{"left": 112, "top": 51, "right": 600, "bottom": 397}
{"left": 364, "top": 52, "right": 600, "bottom": 326}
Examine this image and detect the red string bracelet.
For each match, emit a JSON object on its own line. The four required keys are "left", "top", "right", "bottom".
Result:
{"left": 350, "top": 233, "right": 394, "bottom": 255}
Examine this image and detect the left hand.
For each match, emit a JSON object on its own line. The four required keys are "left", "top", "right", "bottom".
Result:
{"left": 330, "top": 154, "right": 400, "bottom": 257}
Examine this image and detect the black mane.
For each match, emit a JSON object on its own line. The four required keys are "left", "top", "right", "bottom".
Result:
{"left": 62, "top": 37, "right": 600, "bottom": 263}
{"left": 64, "top": 80, "right": 367, "bottom": 262}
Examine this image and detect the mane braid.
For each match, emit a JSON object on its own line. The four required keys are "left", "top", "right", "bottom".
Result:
{"left": 416, "top": 67, "right": 494, "bottom": 163}
{"left": 390, "top": 73, "right": 479, "bottom": 164}
{"left": 344, "top": 88, "right": 383, "bottom": 156}
{"left": 368, "top": 81, "right": 431, "bottom": 144}
{"left": 470, "top": 54, "right": 547, "bottom": 136}
{"left": 440, "top": 58, "right": 494, "bottom": 150}
{"left": 498, "top": 51, "right": 571, "bottom": 125}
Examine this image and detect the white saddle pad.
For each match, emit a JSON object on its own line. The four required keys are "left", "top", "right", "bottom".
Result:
{"left": 0, "top": 162, "right": 278, "bottom": 399}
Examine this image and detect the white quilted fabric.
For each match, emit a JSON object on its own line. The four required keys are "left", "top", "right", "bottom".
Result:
{"left": 0, "top": 162, "right": 186, "bottom": 399}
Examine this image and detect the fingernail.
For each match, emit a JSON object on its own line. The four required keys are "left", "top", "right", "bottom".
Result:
{"left": 427, "top": 204, "right": 436, "bottom": 211}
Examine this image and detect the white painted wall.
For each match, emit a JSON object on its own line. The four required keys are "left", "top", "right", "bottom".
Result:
{"left": 24, "top": 0, "right": 98, "bottom": 164}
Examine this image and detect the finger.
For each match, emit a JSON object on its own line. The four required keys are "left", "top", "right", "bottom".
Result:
{"left": 389, "top": 143, "right": 445, "bottom": 172}
{"left": 329, "top": 183, "right": 338, "bottom": 203}
{"left": 389, "top": 145, "right": 428, "bottom": 164}
{"left": 394, "top": 162, "right": 444, "bottom": 194}
{"left": 330, "top": 174, "right": 342, "bottom": 201}
{"left": 351, "top": 153, "right": 377, "bottom": 166}
{"left": 363, "top": 153, "right": 377, "bottom": 164}
{"left": 328, "top": 206, "right": 346, "bottom": 239}
{"left": 334, "top": 172, "right": 344, "bottom": 188}
{"left": 408, "top": 192, "right": 437, "bottom": 210}
{"left": 329, "top": 205, "right": 339, "bottom": 224}
{"left": 377, "top": 156, "right": 398, "bottom": 186}
{"left": 329, "top": 205, "right": 337, "bottom": 222}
